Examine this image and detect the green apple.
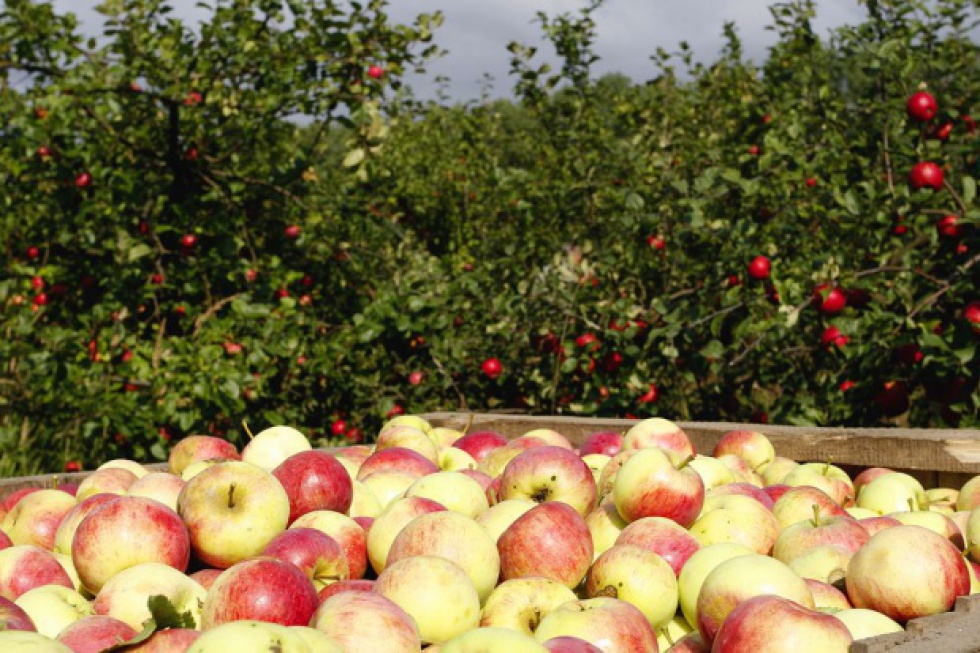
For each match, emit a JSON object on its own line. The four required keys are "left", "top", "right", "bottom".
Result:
{"left": 677, "top": 542, "right": 757, "bottom": 631}
{"left": 833, "top": 608, "right": 903, "bottom": 641}
{"left": 856, "top": 473, "right": 925, "bottom": 515}
{"left": 241, "top": 425, "right": 311, "bottom": 472}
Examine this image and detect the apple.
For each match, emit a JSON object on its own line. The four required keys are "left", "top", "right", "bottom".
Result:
{"left": 387, "top": 510, "right": 500, "bottom": 602}
{"left": 820, "top": 326, "right": 848, "bottom": 349}
{"left": 0, "top": 529, "right": 10, "bottom": 551}
{"left": 772, "top": 486, "right": 848, "bottom": 530}
{"left": 909, "top": 161, "right": 944, "bottom": 191}
{"left": 499, "top": 446, "right": 597, "bottom": 516}
{"left": 687, "top": 455, "right": 736, "bottom": 491}
{"left": 404, "top": 471, "right": 489, "bottom": 518}
{"left": 348, "top": 480, "right": 382, "bottom": 518}
{"left": 781, "top": 462, "right": 854, "bottom": 506}
{"left": 482, "top": 357, "right": 503, "bottom": 379}
{"left": 852, "top": 467, "right": 896, "bottom": 496}
{"left": 56, "top": 615, "right": 139, "bottom": 653}
{"left": 924, "top": 487, "right": 959, "bottom": 512}
{"left": 747, "top": 256, "right": 771, "bottom": 280}
{"left": 937, "top": 214, "right": 961, "bottom": 238}
{"left": 1, "top": 489, "right": 76, "bottom": 550}
{"left": 168, "top": 436, "right": 240, "bottom": 476}
{"left": 579, "top": 431, "right": 623, "bottom": 457}
{"left": 241, "top": 425, "right": 311, "bottom": 472}
{"left": 892, "top": 509, "right": 963, "bottom": 548}
{"left": 583, "top": 500, "right": 628, "bottom": 561}
{"left": 285, "top": 225, "right": 302, "bottom": 239}
{"left": 97, "top": 459, "right": 149, "bottom": 478}
{"left": 187, "top": 620, "right": 312, "bottom": 652}
{"left": 712, "top": 430, "right": 775, "bottom": 473}
{"left": 846, "top": 525, "right": 970, "bottom": 621}
{"left": 773, "top": 507, "right": 869, "bottom": 563}
{"left": 615, "top": 515, "right": 700, "bottom": 576}
{"left": 75, "top": 467, "right": 138, "bottom": 501}
{"left": 376, "top": 555, "right": 480, "bottom": 645}
{"left": 480, "top": 577, "right": 578, "bottom": 634}
{"left": 714, "top": 454, "right": 761, "bottom": 486}
{"left": 4, "top": 550, "right": 75, "bottom": 605}
{"left": 762, "top": 456, "right": 799, "bottom": 486}
{"left": 956, "top": 475, "right": 980, "bottom": 511}
{"left": 452, "top": 431, "right": 509, "bottom": 463}
{"left": 0, "top": 596, "right": 36, "bottom": 632}
{"left": 180, "top": 459, "right": 225, "bottom": 482}
{"left": 706, "top": 482, "right": 774, "bottom": 510}
{"left": 189, "top": 568, "right": 223, "bottom": 590}
{"left": 858, "top": 515, "right": 901, "bottom": 536}
{"left": 621, "top": 417, "right": 694, "bottom": 465}
{"left": 710, "top": 594, "right": 851, "bottom": 652}
{"left": 2, "top": 488, "right": 40, "bottom": 513}
{"left": 201, "top": 558, "right": 318, "bottom": 628}
{"left": 310, "top": 591, "right": 421, "bottom": 652}
{"left": 907, "top": 90, "right": 938, "bottom": 121}
{"left": 366, "top": 496, "right": 446, "bottom": 574}
{"left": 964, "top": 507, "right": 980, "bottom": 564}
{"left": 613, "top": 447, "right": 704, "bottom": 527}
{"left": 856, "top": 472, "right": 925, "bottom": 514}
{"left": 93, "top": 562, "right": 206, "bottom": 630}
{"left": 542, "top": 636, "right": 604, "bottom": 652}
{"left": 804, "top": 578, "right": 851, "bottom": 610}
{"left": 845, "top": 507, "right": 877, "bottom": 520}
{"left": 813, "top": 285, "right": 847, "bottom": 315}
{"left": 498, "top": 502, "right": 593, "bottom": 589}
{"left": 357, "top": 446, "right": 439, "bottom": 480}
{"left": 317, "top": 578, "right": 374, "bottom": 603}
{"left": 127, "top": 472, "right": 186, "bottom": 512}
{"left": 479, "top": 437, "right": 549, "bottom": 479}
{"left": 696, "top": 554, "right": 814, "bottom": 644}
{"left": 176, "top": 460, "right": 289, "bottom": 569}
{"left": 290, "top": 510, "right": 369, "bottom": 579}
{"left": 787, "top": 545, "right": 853, "bottom": 585}
{"left": 72, "top": 496, "right": 190, "bottom": 594}
{"left": 442, "top": 627, "right": 548, "bottom": 652}
{"left": 595, "top": 450, "right": 636, "bottom": 500}
{"left": 476, "top": 498, "right": 537, "bottom": 543}
{"left": 586, "top": 543, "right": 678, "bottom": 629}
{"left": 376, "top": 425, "right": 440, "bottom": 464}
{"left": 360, "top": 470, "right": 418, "bottom": 508}
{"left": 533, "top": 597, "right": 658, "bottom": 651}
{"left": 833, "top": 608, "right": 903, "bottom": 641}
{"left": 289, "top": 626, "right": 343, "bottom": 651}
{"left": 438, "top": 447, "right": 478, "bottom": 472}
{"left": 52, "top": 494, "right": 120, "bottom": 556}
{"left": 688, "top": 494, "right": 778, "bottom": 555}
{"left": 428, "top": 426, "right": 463, "bottom": 450}
{"left": 262, "top": 528, "right": 348, "bottom": 590}
{"left": 272, "top": 450, "right": 353, "bottom": 523}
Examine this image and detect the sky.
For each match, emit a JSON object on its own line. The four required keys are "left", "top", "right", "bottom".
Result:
{"left": 52, "top": 0, "right": 868, "bottom": 101}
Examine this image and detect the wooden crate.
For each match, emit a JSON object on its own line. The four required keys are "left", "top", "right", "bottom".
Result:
{"left": 2, "top": 413, "right": 979, "bottom": 651}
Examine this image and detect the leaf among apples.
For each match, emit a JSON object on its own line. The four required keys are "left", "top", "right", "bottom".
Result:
{"left": 103, "top": 595, "right": 198, "bottom": 651}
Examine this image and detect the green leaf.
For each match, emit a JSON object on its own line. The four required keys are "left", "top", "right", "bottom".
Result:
{"left": 963, "top": 176, "right": 976, "bottom": 207}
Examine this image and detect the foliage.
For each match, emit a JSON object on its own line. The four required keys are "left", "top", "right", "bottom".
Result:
{"left": 0, "top": 0, "right": 977, "bottom": 475}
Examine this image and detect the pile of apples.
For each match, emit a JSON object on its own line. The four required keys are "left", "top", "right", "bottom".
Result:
{"left": 1, "top": 415, "right": 979, "bottom": 652}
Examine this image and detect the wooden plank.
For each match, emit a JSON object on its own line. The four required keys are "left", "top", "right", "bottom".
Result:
{"left": 0, "top": 463, "right": 168, "bottom": 498}
{"left": 422, "top": 413, "right": 980, "bottom": 474}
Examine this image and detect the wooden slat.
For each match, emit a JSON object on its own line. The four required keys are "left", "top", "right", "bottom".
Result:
{"left": 422, "top": 413, "right": 980, "bottom": 475}
{"left": 0, "top": 463, "right": 168, "bottom": 497}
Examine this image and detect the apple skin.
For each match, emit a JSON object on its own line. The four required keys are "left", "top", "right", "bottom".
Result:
{"left": 376, "top": 425, "right": 440, "bottom": 463}
{"left": 441, "top": 627, "right": 549, "bottom": 652}
{"left": 667, "top": 633, "right": 709, "bottom": 652}
{"left": 405, "top": 471, "right": 488, "bottom": 519}
{"left": 846, "top": 525, "right": 970, "bottom": 621}
{"left": 892, "top": 510, "right": 963, "bottom": 548}
{"left": 387, "top": 510, "right": 500, "bottom": 602}
{"left": 833, "top": 608, "right": 903, "bottom": 641}
{"left": 499, "top": 446, "right": 597, "bottom": 516}
{"left": 533, "top": 597, "right": 659, "bottom": 652}
{"left": 761, "top": 457, "right": 799, "bottom": 486}
{"left": 781, "top": 464, "right": 854, "bottom": 507}
{"left": 858, "top": 515, "right": 902, "bottom": 536}
{"left": 241, "top": 425, "right": 311, "bottom": 472}
{"left": 585, "top": 543, "right": 679, "bottom": 629}
{"left": 176, "top": 460, "right": 290, "bottom": 569}
{"left": 613, "top": 447, "right": 704, "bottom": 527}
{"left": 677, "top": 542, "right": 755, "bottom": 629}
{"left": 0, "top": 545, "right": 75, "bottom": 600}
{"left": 310, "top": 591, "right": 421, "bottom": 653}
{"left": 687, "top": 455, "right": 736, "bottom": 492}
{"left": 706, "top": 482, "right": 774, "bottom": 510}
{"left": 712, "top": 430, "right": 775, "bottom": 474}
{"left": 272, "top": 450, "right": 353, "bottom": 523}
{"left": 0, "top": 529, "right": 11, "bottom": 551}
{"left": 356, "top": 446, "right": 439, "bottom": 480}
{"left": 788, "top": 545, "right": 853, "bottom": 586}
{"left": 584, "top": 499, "right": 628, "bottom": 560}
{"left": 75, "top": 467, "right": 138, "bottom": 502}
{"left": 93, "top": 562, "right": 206, "bottom": 631}
{"left": 52, "top": 494, "right": 120, "bottom": 557}
{"left": 366, "top": 497, "right": 446, "bottom": 575}
{"left": 169, "top": 435, "right": 241, "bottom": 476}
{"left": 72, "top": 496, "right": 191, "bottom": 594}
{"left": 376, "top": 555, "right": 480, "bottom": 645}
{"left": 186, "top": 620, "right": 313, "bottom": 652}
{"left": 201, "top": 557, "right": 319, "bottom": 628}
{"left": 0, "top": 595, "right": 36, "bottom": 632}
{"left": 497, "top": 502, "right": 593, "bottom": 589}
{"left": 289, "top": 510, "right": 369, "bottom": 580}
{"left": 479, "top": 437, "right": 549, "bottom": 479}
{"left": 2, "top": 488, "right": 41, "bottom": 513}
{"left": 772, "top": 486, "right": 849, "bottom": 530}
{"left": 804, "top": 578, "right": 851, "bottom": 610}
{"left": 439, "top": 447, "right": 478, "bottom": 472}
{"left": 710, "top": 594, "right": 852, "bottom": 653}
{"left": 543, "top": 637, "right": 604, "bottom": 653}
{"left": 852, "top": 467, "right": 896, "bottom": 496}
{"left": 56, "top": 615, "right": 139, "bottom": 653}
{"left": 124, "top": 628, "right": 201, "bottom": 652}
{"left": 261, "top": 528, "right": 348, "bottom": 590}
{"left": 97, "top": 459, "right": 149, "bottom": 478}
{"left": 956, "top": 475, "right": 980, "bottom": 511}
{"left": 695, "top": 554, "right": 814, "bottom": 645}
{"left": 348, "top": 480, "right": 382, "bottom": 518}
{"left": 452, "top": 431, "right": 509, "bottom": 462}
{"left": 1, "top": 489, "right": 77, "bottom": 550}
{"left": 127, "top": 472, "right": 187, "bottom": 512}
{"left": 615, "top": 515, "right": 700, "bottom": 576}
{"left": 772, "top": 512, "right": 869, "bottom": 563}
{"left": 480, "top": 577, "right": 578, "bottom": 634}
{"left": 688, "top": 494, "right": 779, "bottom": 555}
{"left": 622, "top": 417, "right": 695, "bottom": 465}
{"left": 189, "top": 568, "right": 223, "bottom": 590}
{"left": 579, "top": 431, "right": 623, "bottom": 457}
{"left": 856, "top": 472, "right": 925, "bottom": 515}
{"left": 317, "top": 578, "right": 374, "bottom": 603}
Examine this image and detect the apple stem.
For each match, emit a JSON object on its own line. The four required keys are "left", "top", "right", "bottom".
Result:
{"left": 242, "top": 420, "right": 254, "bottom": 440}
{"left": 812, "top": 503, "right": 821, "bottom": 527}
{"left": 462, "top": 412, "right": 475, "bottom": 437}
{"left": 228, "top": 482, "right": 237, "bottom": 509}
{"left": 676, "top": 454, "right": 695, "bottom": 470}
{"left": 661, "top": 626, "right": 676, "bottom": 647}
{"left": 907, "top": 497, "right": 916, "bottom": 512}
{"left": 52, "top": 474, "right": 58, "bottom": 490}
{"left": 823, "top": 458, "right": 833, "bottom": 476}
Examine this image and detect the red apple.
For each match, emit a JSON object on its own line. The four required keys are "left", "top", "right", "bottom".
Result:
{"left": 453, "top": 431, "right": 509, "bottom": 462}
{"left": 201, "top": 557, "right": 318, "bottom": 628}
{"left": 310, "top": 591, "right": 420, "bottom": 652}
{"left": 0, "top": 545, "right": 73, "bottom": 600}
{"left": 615, "top": 516, "right": 701, "bottom": 576}
{"left": 56, "top": 615, "right": 138, "bottom": 653}
{"left": 272, "top": 450, "right": 353, "bottom": 523}
{"left": 290, "top": 510, "right": 369, "bottom": 580}
{"left": 123, "top": 628, "right": 200, "bottom": 652}
{"left": 52, "top": 494, "right": 119, "bottom": 557}
{"left": 907, "top": 91, "right": 938, "bottom": 121}
{"left": 909, "top": 161, "right": 944, "bottom": 191}
{"left": 533, "top": 597, "right": 658, "bottom": 652}
{"left": 858, "top": 515, "right": 902, "bottom": 537}
{"left": 2, "top": 488, "right": 40, "bottom": 513}
{"left": 367, "top": 65, "right": 384, "bottom": 79}
{"left": 711, "top": 594, "right": 852, "bottom": 652}
{"left": 481, "top": 357, "right": 503, "bottom": 379}
{"left": 285, "top": 225, "right": 301, "bottom": 239}
{"left": 180, "top": 234, "right": 198, "bottom": 248}
{"left": 168, "top": 436, "right": 240, "bottom": 476}
{"left": 543, "top": 636, "right": 604, "bottom": 652}
{"left": 747, "top": 256, "right": 771, "bottom": 280}
{"left": 499, "top": 446, "right": 597, "bottom": 516}
{"left": 579, "top": 431, "right": 623, "bottom": 457}
{"left": 189, "top": 568, "right": 223, "bottom": 591}
{"left": 356, "top": 446, "right": 438, "bottom": 480}
{"left": 708, "top": 483, "right": 774, "bottom": 510}
{"left": 613, "top": 447, "right": 704, "bottom": 527}
{"left": 820, "top": 326, "right": 848, "bottom": 348}
{"left": 937, "top": 214, "right": 961, "bottom": 238}
{"left": 1, "top": 488, "right": 76, "bottom": 550}
{"left": 317, "top": 578, "right": 375, "bottom": 603}
{"left": 74, "top": 172, "right": 92, "bottom": 188}
{"left": 712, "top": 430, "right": 775, "bottom": 474}
{"left": 498, "top": 502, "right": 593, "bottom": 589}
{"left": 773, "top": 508, "right": 869, "bottom": 563}
{"left": 813, "top": 285, "right": 847, "bottom": 315}
{"left": 0, "top": 595, "right": 36, "bottom": 631}
{"left": 621, "top": 417, "right": 695, "bottom": 465}
{"left": 261, "top": 527, "right": 348, "bottom": 590}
